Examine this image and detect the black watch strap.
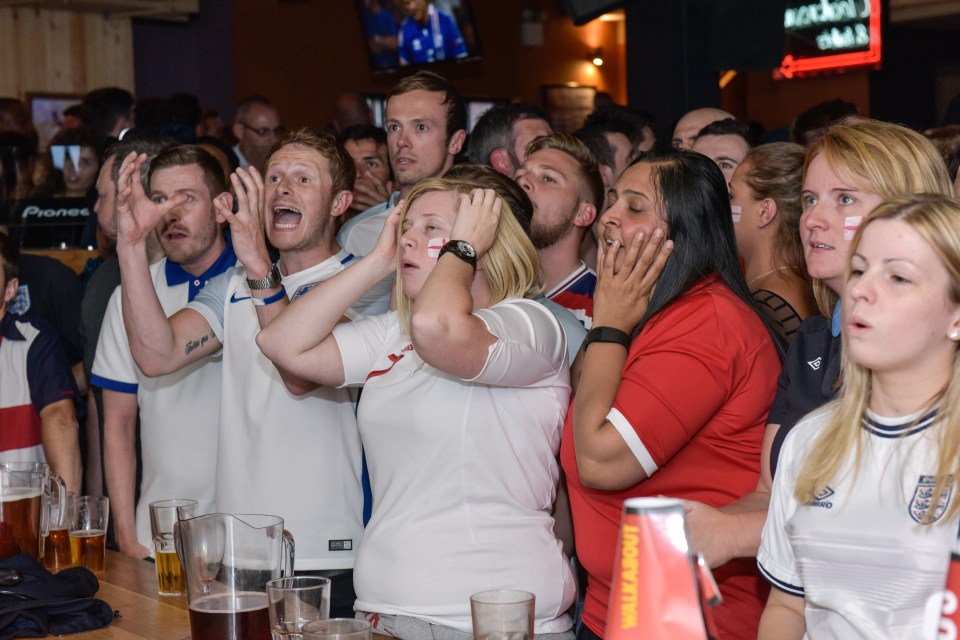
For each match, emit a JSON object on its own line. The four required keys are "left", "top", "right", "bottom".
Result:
{"left": 437, "top": 240, "right": 477, "bottom": 272}
{"left": 583, "top": 326, "right": 632, "bottom": 351}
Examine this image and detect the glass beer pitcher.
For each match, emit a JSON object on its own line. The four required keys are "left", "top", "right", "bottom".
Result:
{"left": 175, "top": 512, "right": 295, "bottom": 640}
{"left": 0, "top": 462, "right": 66, "bottom": 560}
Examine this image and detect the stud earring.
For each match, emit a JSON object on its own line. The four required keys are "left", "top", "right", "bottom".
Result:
{"left": 950, "top": 329, "right": 959, "bottom": 340}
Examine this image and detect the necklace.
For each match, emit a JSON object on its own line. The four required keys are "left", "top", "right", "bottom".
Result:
{"left": 748, "top": 265, "right": 794, "bottom": 287}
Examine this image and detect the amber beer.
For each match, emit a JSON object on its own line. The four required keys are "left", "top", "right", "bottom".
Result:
{"left": 156, "top": 549, "right": 185, "bottom": 595}
{"left": 69, "top": 529, "right": 106, "bottom": 575}
{"left": 42, "top": 527, "right": 73, "bottom": 572}
{"left": 605, "top": 497, "right": 715, "bottom": 640}
{"left": 189, "top": 592, "right": 271, "bottom": 640}
{"left": 0, "top": 487, "right": 42, "bottom": 559}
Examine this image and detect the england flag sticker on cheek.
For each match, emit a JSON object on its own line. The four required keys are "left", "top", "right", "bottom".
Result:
{"left": 844, "top": 216, "right": 863, "bottom": 241}
{"left": 731, "top": 205, "right": 741, "bottom": 223}
{"left": 427, "top": 237, "right": 449, "bottom": 259}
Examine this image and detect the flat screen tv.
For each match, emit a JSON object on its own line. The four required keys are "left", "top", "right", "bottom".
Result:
{"left": 357, "top": 0, "right": 482, "bottom": 74}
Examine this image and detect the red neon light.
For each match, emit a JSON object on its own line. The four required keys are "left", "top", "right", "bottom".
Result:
{"left": 780, "top": 0, "right": 881, "bottom": 79}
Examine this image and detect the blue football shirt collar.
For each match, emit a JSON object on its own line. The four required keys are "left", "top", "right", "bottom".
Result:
{"left": 164, "top": 234, "right": 238, "bottom": 301}
{"left": 831, "top": 300, "right": 842, "bottom": 337}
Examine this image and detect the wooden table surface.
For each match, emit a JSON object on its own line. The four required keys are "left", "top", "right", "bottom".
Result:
{"left": 73, "top": 550, "right": 191, "bottom": 639}
{"left": 72, "top": 551, "right": 392, "bottom": 639}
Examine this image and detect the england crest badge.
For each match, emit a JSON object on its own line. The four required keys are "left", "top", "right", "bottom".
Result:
{"left": 909, "top": 475, "right": 953, "bottom": 524}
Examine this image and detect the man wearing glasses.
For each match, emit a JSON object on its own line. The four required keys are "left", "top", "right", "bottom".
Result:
{"left": 231, "top": 96, "right": 284, "bottom": 173}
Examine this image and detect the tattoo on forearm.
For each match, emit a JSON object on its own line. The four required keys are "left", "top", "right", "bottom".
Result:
{"left": 185, "top": 330, "right": 215, "bottom": 355}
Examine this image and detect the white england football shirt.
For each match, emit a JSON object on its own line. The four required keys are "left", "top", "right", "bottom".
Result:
{"left": 332, "top": 299, "right": 576, "bottom": 633}
{"left": 758, "top": 403, "right": 958, "bottom": 639}
{"left": 187, "top": 250, "right": 375, "bottom": 570}
{"left": 92, "top": 257, "right": 229, "bottom": 552}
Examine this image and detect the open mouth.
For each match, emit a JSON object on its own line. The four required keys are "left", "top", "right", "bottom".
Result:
{"left": 848, "top": 314, "right": 870, "bottom": 331}
{"left": 273, "top": 206, "right": 303, "bottom": 230}
{"left": 163, "top": 225, "right": 189, "bottom": 241}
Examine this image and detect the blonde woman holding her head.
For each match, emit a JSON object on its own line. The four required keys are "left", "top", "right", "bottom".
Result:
{"left": 758, "top": 193, "right": 960, "bottom": 639}
{"left": 682, "top": 119, "right": 955, "bottom": 572}
{"left": 257, "top": 177, "right": 576, "bottom": 640}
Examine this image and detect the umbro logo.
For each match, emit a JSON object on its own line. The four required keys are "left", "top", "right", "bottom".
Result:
{"left": 808, "top": 357, "right": 822, "bottom": 371}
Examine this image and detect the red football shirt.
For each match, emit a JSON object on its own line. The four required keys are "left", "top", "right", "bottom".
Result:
{"left": 562, "top": 277, "right": 781, "bottom": 640}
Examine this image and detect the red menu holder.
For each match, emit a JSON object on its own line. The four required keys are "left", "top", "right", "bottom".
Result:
{"left": 605, "top": 497, "right": 722, "bottom": 640}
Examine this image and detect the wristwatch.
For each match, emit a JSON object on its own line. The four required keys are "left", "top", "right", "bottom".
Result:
{"left": 583, "top": 326, "right": 632, "bottom": 351}
{"left": 246, "top": 265, "right": 282, "bottom": 290}
{"left": 438, "top": 240, "right": 477, "bottom": 271}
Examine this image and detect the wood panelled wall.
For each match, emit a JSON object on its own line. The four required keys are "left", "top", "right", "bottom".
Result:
{"left": 0, "top": 7, "right": 134, "bottom": 99}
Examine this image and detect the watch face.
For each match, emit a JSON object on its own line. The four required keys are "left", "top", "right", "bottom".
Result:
{"left": 456, "top": 240, "right": 476, "bottom": 258}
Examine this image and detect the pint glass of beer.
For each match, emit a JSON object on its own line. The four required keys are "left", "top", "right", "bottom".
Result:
{"left": 70, "top": 496, "right": 109, "bottom": 576}
{"left": 149, "top": 499, "right": 197, "bottom": 596}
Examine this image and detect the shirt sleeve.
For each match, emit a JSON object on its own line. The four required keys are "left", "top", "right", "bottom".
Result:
{"left": 767, "top": 331, "right": 801, "bottom": 428}
{"left": 25, "top": 320, "right": 79, "bottom": 412}
{"left": 757, "top": 423, "right": 806, "bottom": 596}
{"left": 467, "top": 299, "right": 568, "bottom": 388}
{"left": 45, "top": 262, "right": 84, "bottom": 365}
{"left": 332, "top": 312, "right": 395, "bottom": 387}
{"left": 90, "top": 288, "right": 139, "bottom": 394}
{"left": 608, "top": 301, "right": 737, "bottom": 477}
{"left": 441, "top": 12, "right": 468, "bottom": 59}
{"left": 185, "top": 268, "right": 237, "bottom": 342}
{"left": 398, "top": 21, "right": 410, "bottom": 65}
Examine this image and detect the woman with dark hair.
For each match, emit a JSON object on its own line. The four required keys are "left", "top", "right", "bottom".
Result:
{"left": 562, "top": 151, "right": 781, "bottom": 640}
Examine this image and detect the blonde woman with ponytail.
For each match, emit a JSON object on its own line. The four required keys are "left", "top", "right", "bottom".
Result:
{"left": 758, "top": 194, "right": 960, "bottom": 639}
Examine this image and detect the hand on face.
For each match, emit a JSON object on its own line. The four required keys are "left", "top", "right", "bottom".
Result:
{"left": 217, "top": 166, "right": 271, "bottom": 276}
{"left": 352, "top": 173, "right": 394, "bottom": 212}
{"left": 115, "top": 151, "right": 187, "bottom": 249}
{"left": 372, "top": 199, "right": 402, "bottom": 270}
{"left": 592, "top": 228, "right": 673, "bottom": 333}
{"left": 449, "top": 188, "right": 502, "bottom": 259}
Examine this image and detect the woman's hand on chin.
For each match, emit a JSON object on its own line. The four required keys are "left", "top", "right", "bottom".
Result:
{"left": 593, "top": 228, "right": 674, "bottom": 333}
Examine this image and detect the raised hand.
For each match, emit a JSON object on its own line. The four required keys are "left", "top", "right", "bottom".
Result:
{"left": 449, "top": 188, "right": 502, "bottom": 259}
{"left": 217, "top": 166, "right": 271, "bottom": 276}
{"left": 352, "top": 173, "right": 394, "bottom": 212}
{"left": 369, "top": 199, "right": 402, "bottom": 270}
{"left": 592, "top": 228, "right": 674, "bottom": 333}
{"left": 115, "top": 151, "right": 187, "bottom": 249}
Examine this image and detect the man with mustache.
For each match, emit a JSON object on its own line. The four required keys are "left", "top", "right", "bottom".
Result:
{"left": 93, "top": 144, "right": 237, "bottom": 559}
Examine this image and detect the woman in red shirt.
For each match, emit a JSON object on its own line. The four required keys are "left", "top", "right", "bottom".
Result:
{"left": 562, "top": 151, "right": 781, "bottom": 640}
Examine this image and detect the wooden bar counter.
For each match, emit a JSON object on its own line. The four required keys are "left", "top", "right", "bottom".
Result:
{"left": 73, "top": 550, "right": 190, "bottom": 639}
{"left": 73, "top": 551, "right": 391, "bottom": 639}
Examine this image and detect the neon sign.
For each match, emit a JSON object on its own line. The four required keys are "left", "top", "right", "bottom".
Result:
{"left": 779, "top": 0, "right": 881, "bottom": 79}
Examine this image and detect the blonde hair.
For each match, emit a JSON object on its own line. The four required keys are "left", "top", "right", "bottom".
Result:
{"left": 795, "top": 194, "right": 960, "bottom": 524}
{"left": 396, "top": 177, "right": 542, "bottom": 334}
{"left": 804, "top": 119, "right": 953, "bottom": 315}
